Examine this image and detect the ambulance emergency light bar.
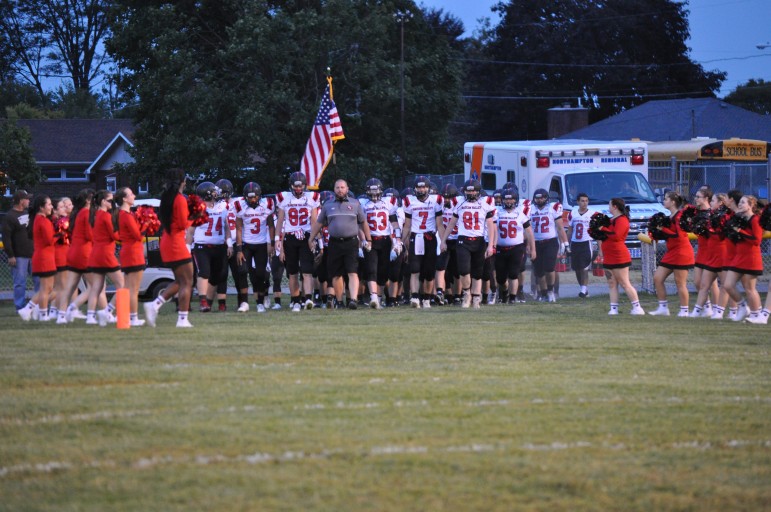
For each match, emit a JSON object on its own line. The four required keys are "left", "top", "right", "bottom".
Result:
{"left": 535, "top": 148, "right": 645, "bottom": 168}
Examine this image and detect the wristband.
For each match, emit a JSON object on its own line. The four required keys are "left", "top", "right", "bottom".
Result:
{"left": 226, "top": 239, "right": 234, "bottom": 248}
{"left": 274, "top": 235, "right": 281, "bottom": 241}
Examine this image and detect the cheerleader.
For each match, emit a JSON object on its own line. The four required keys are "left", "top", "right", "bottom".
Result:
{"left": 723, "top": 195, "right": 764, "bottom": 323}
{"left": 85, "top": 190, "right": 125, "bottom": 327}
{"left": 712, "top": 189, "right": 743, "bottom": 320}
{"left": 17, "top": 195, "right": 55, "bottom": 321}
{"left": 116, "top": 187, "right": 147, "bottom": 326}
{"left": 144, "top": 168, "right": 195, "bottom": 328}
{"left": 50, "top": 197, "right": 71, "bottom": 323}
{"left": 599, "top": 198, "right": 645, "bottom": 316}
{"left": 649, "top": 191, "right": 695, "bottom": 317}
{"left": 688, "top": 187, "right": 721, "bottom": 317}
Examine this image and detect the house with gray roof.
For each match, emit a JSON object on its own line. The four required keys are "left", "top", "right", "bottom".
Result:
{"left": 14, "top": 118, "right": 137, "bottom": 199}
{"left": 559, "top": 97, "right": 771, "bottom": 142}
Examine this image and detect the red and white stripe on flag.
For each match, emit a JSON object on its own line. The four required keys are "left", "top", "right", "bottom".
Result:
{"left": 301, "top": 77, "right": 345, "bottom": 189}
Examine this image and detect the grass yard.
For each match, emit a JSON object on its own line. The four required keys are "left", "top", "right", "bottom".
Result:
{"left": 0, "top": 297, "right": 769, "bottom": 511}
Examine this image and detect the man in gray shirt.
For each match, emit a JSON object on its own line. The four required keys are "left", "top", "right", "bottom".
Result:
{"left": 2, "top": 189, "right": 39, "bottom": 310}
{"left": 309, "top": 179, "right": 371, "bottom": 309}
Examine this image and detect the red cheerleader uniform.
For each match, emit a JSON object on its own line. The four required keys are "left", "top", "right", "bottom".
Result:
{"left": 54, "top": 220, "right": 69, "bottom": 271}
{"left": 658, "top": 210, "right": 695, "bottom": 269}
{"left": 87, "top": 209, "right": 120, "bottom": 273}
{"left": 119, "top": 209, "right": 146, "bottom": 273}
{"left": 600, "top": 215, "right": 631, "bottom": 268}
{"left": 694, "top": 209, "right": 723, "bottom": 273}
{"left": 160, "top": 193, "right": 192, "bottom": 267}
{"left": 67, "top": 208, "right": 93, "bottom": 272}
{"left": 31, "top": 215, "right": 56, "bottom": 277}
{"left": 727, "top": 215, "right": 764, "bottom": 275}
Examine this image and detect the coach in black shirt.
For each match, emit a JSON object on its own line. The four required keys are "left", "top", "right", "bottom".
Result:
{"left": 2, "top": 189, "right": 40, "bottom": 309}
{"left": 309, "top": 179, "right": 371, "bottom": 309}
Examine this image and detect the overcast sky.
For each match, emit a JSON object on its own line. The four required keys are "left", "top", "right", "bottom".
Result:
{"left": 419, "top": 0, "right": 771, "bottom": 97}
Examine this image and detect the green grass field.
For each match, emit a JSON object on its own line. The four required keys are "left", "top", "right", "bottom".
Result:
{"left": 1, "top": 297, "right": 769, "bottom": 511}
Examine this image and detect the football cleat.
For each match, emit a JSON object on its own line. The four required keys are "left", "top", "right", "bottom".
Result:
{"left": 256, "top": 304, "right": 266, "bottom": 313}
{"left": 472, "top": 296, "right": 481, "bottom": 309}
{"left": 461, "top": 291, "right": 472, "bottom": 309}
{"left": 271, "top": 303, "right": 282, "bottom": 310}
{"left": 237, "top": 302, "right": 249, "bottom": 312}
{"left": 218, "top": 302, "right": 227, "bottom": 312}
{"left": 410, "top": 298, "right": 421, "bottom": 308}
{"left": 304, "top": 299, "right": 314, "bottom": 310}
{"left": 291, "top": 303, "right": 302, "bottom": 313}
{"left": 421, "top": 299, "right": 431, "bottom": 309}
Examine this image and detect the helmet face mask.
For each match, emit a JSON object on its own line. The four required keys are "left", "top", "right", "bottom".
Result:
{"left": 196, "top": 181, "right": 218, "bottom": 202}
{"left": 502, "top": 187, "right": 519, "bottom": 210}
{"left": 365, "top": 178, "right": 383, "bottom": 201}
{"left": 243, "top": 182, "right": 261, "bottom": 208}
{"left": 462, "top": 179, "right": 481, "bottom": 201}
{"left": 414, "top": 175, "right": 430, "bottom": 201}
{"left": 289, "top": 172, "right": 307, "bottom": 197}
{"left": 533, "top": 188, "right": 549, "bottom": 208}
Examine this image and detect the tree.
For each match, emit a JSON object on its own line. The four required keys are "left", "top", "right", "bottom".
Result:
{"left": 462, "top": 0, "right": 726, "bottom": 141}
{"left": 107, "top": 0, "right": 464, "bottom": 192}
{"left": 723, "top": 79, "right": 771, "bottom": 116}
{"left": 0, "top": 0, "right": 111, "bottom": 105}
{"left": 0, "top": 116, "right": 43, "bottom": 190}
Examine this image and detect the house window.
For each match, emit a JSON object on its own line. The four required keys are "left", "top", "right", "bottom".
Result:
{"left": 137, "top": 181, "right": 149, "bottom": 194}
{"left": 106, "top": 174, "right": 117, "bottom": 192}
{"left": 42, "top": 168, "right": 88, "bottom": 182}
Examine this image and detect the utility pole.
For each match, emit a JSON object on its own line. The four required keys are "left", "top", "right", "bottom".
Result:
{"left": 394, "top": 9, "right": 412, "bottom": 184}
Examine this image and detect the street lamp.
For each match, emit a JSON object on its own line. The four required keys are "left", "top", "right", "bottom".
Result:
{"left": 757, "top": 42, "right": 770, "bottom": 49}
{"left": 394, "top": 9, "right": 413, "bottom": 183}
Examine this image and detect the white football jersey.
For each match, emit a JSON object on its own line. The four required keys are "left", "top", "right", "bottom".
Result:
{"left": 359, "top": 196, "right": 399, "bottom": 237}
{"left": 276, "top": 191, "right": 320, "bottom": 233}
{"left": 403, "top": 194, "right": 443, "bottom": 234}
{"left": 214, "top": 198, "right": 238, "bottom": 242}
{"left": 530, "top": 201, "right": 563, "bottom": 241}
{"left": 451, "top": 196, "right": 496, "bottom": 238}
{"left": 442, "top": 199, "right": 459, "bottom": 241}
{"left": 496, "top": 206, "right": 531, "bottom": 247}
{"left": 193, "top": 203, "right": 228, "bottom": 244}
{"left": 234, "top": 197, "right": 275, "bottom": 244}
{"left": 568, "top": 208, "right": 593, "bottom": 242}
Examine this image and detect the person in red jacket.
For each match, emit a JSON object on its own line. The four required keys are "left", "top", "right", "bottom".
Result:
{"left": 50, "top": 197, "right": 71, "bottom": 323}
{"left": 599, "top": 197, "right": 644, "bottom": 316}
{"left": 649, "top": 191, "right": 695, "bottom": 317}
{"left": 691, "top": 191, "right": 728, "bottom": 318}
{"left": 17, "top": 195, "right": 55, "bottom": 321}
{"left": 85, "top": 190, "right": 125, "bottom": 327}
{"left": 724, "top": 195, "right": 764, "bottom": 323}
{"left": 116, "top": 187, "right": 147, "bottom": 326}
{"left": 144, "top": 168, "right": 194, "bottom": 328}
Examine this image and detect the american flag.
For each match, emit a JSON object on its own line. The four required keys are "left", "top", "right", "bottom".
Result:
{"left": 301, "top": 78, "right": 345, "bottom": 189}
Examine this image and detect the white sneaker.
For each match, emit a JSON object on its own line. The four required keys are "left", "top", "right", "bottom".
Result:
{"left": 630, "top": 306, "right": 645, "bottom": 316}
{"left": 688, "top": 309, "right": 702, "bottom": 318}
{"left": 710, "top": 312, "right": 724, "bottom": 320}
{"left": 97, "top": 310, "right": 110, "bottom": 327}
{"left": 649, "top": 307, "right": 670, "bottom": 316}
{"left": 130, "top": 318, "right": 146, "bottom": 327}
{"left": 608, "top": 309, "right": 619, "bottom": 316}
{"left": 85, "top": 317, "right": 98, "bottom": 325}
{"left": 369, "top": 296, "right": 380, "bottom": 309}
{"left": 107, "top": 311, "right": 117, "bottom": 323}
{"left": 237, "top": 302, "right": 249, "bottom": 312}
{"left": 71, "top": 309, "right": 87, "bottom": 320}
{"left": 176, "top": 318, "right": 193, "bottom": 328}
{"left": 733, "top": 304, "right": 748, "bottom": 322}
{"left": 677, "top": 310, "right": 690, "bottom": 318}
{"left": 17, "top": 305, "right": 32, "bottom": 322}
{"left": 56, "top": 315, "right": 68, "bottom": 325}
{"left": 727, "top": 310, "right": 738, "bottom": 321}
{"left": 291, "top": 303, "right": 302, "bottom": 313}
{"left": 547, "top": 291, "right": 556, "bottom": 303}
{"left": 256, "top": 304, "right": 266, "bottom": 313}
{"left": 271, "top": 303, "right": 282, "bottom": 310}
{"left": 410, "top": 298, "right": 421, "bottom": 308}
{"left": 702, "top": 306, "right": 712, "bottom": 318}
{"left": 744, "top": 314, "right": 768, "bottom": 325}
{"left": 421, "top": 299, "right": 431, "bottom": 309}
{"left": 30, "top": 304, "right": 40, "bottom": 321}
{"left": 304, "top": 299, "right": 314, "bottom": 310}
{"left": 38, "top": 312, "right": 54, "bottom": 322}
{"left": 461, "top": 291, "right": 471, "bottom": 309}
{"left": 472, "top": 296, "right": 481, "bottom": 309}
{"left": 144, "top": 302, "right": 158, "bottom": 327}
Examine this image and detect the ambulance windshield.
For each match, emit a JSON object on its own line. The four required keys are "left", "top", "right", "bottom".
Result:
{"left": 565, "top": 172, "right": 657, "bottom": 206}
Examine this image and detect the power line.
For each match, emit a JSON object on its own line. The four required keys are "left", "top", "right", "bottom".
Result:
{"left": 457, "top": 54, "right": 771, "bottom": 69}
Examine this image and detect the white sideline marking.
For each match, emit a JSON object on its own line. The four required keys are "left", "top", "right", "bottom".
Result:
{"left": 2, "top": 439, "right": 769, "bottom": 477}
{"left": 0, "top": 410, "right": 152, "bottom": 426}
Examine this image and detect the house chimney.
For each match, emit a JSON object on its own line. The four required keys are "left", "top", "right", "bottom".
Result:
{"left": 547, "top": 103, "right": 589, "bottom": 139}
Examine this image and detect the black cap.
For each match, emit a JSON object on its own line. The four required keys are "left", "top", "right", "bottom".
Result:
{"left": 12, "top": 189, "right": 30, "bottom": 203}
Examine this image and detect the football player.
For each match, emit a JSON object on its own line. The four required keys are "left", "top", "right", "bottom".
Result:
{"left": 214, "top": 178, "right": 249, "bottom": 311}
{"left": 234, "top": 182, "right": 275, "bottom": 312}
{"left": 530, "top": 188, "right": 569, "bottom": 302}
{"left": 435, "top": 183, "right": 459, "bottom": 305}
{"left": 275, "top": 172, "right": 320, "bottom": 312}
{"left": 359, "top": 178, "right": 401, "bottom": 309}
{"left": 402, "top": 176, "right": 445, "bottom": 308}
{"left": 440, "top": 179, "right": 496, "bottom": 308}
{"left": 495, "top": 186, "right": 535, "bottom": 304}
{"left": 191, "top": 181, "right": 232, "bottom": 312}
{"left": 566, "top": 192, "right": 594, "bottom": 298}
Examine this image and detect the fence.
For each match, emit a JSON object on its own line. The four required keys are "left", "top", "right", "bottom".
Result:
{"left": 649, "top": 161, "right": 771, "bottom": 201}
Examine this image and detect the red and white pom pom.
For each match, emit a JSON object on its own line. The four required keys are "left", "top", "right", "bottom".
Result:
{"left": 53, "top": 216, "right": 71, "bottom": 245}
{"left": 134, "top": 205, "right": 161, "bottom": 236}
{"left": 187, "top": 194, "right": 209, "bottom": 227}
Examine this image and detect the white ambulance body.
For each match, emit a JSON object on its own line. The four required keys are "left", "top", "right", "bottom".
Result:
{"left": 463, "top": 140, "right": 667, "bottom": 256}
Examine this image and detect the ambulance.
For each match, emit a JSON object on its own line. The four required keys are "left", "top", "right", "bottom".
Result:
{"left": 463, "top": 140, "right": 668, "bottom": 256}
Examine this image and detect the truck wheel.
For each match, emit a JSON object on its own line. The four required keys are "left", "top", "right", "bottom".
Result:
{"left": 146, "top": 280, "right": 173, "bottom": 301}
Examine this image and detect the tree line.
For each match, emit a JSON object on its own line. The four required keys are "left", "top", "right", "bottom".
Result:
{"left": 4, "top": 0, "right": 761, "bottom": 194}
